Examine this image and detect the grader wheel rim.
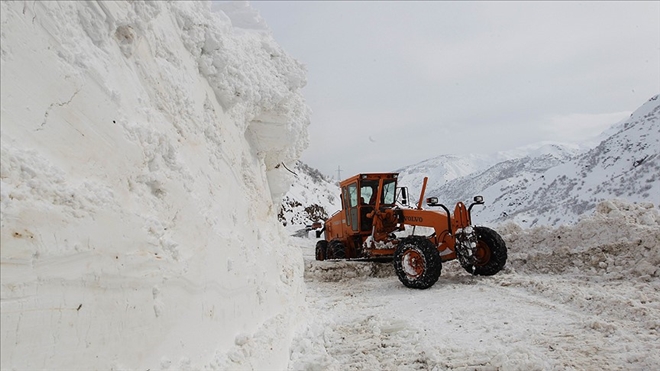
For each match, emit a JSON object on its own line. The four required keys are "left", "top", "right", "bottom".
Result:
{"left": 474, "top": 240, "right": 492, "bottom": 267}
{"left": 402, "top": 249, "right": 426, "bottom": 279}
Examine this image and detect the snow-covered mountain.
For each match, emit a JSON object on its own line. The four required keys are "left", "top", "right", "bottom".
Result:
{"left": 418, "top": 144, "right": 579, "bottom": 210}
{"left": 1, "top": 2, "right": 308, "bottom": 369}
{"left": 396, "top": 95, "right": 659, "bottom": 228}
{"left": 396, "top": 153, "right": 519, "bottom": 199}
{"left": 397, "top": 142, "right": 583, "bottom": 206}
{"left": 474, "top": 95, "right": 659, "bottom": 227}
{"left": 279, "top": 161, "right": 341, "bottom": 226}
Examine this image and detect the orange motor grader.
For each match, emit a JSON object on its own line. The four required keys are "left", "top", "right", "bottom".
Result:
{"left": 315, "top": 173, "right": 507, "bottom": 289}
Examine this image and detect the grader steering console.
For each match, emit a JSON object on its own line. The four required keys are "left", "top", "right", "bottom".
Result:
{"left": 314, "top": 173, "right": 507, "bottom": 289}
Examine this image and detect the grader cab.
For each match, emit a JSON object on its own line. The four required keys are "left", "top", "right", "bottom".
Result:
{"left": 315, "top": 173, "right": 507, "bottom": 289}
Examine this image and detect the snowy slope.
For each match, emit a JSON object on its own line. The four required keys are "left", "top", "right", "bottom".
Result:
{"left": 396, "top": 142, "right": 583, "bottom": 203}
{"left": 396, "top": 152, "right": 520, "bottom": 199}
{"left": 279, "top": 161, "right": 341, "bottom": 227}
{"left": 1, "top": 1, "right": 309, "bottom": 369}
{"left": 429, "top": 144, "right": 580, "bottom": 214}
{"left": 474, "top": 95, "right": 660, "bottom": 227}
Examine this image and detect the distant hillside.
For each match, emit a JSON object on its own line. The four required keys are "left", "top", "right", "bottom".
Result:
{"left": 397, "top": 143, "right": 583, "bottom": 207}
{"left": 473, "top": 94, "right": 659, "bottom": 227}
{"left": 279, "top": 161, "right": 341, "bottom": 226}
{"left": 394, "top": 95, "right": 659, "bottom": 228}
{"left": 396, "top": 153, "right": 520, "bottom": 199}
{"left": 427, "top": 144, "right": 578, "bottom": 209}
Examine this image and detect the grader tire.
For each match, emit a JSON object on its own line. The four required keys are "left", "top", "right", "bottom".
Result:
{"left": 315, "top": 240, "right": 328, "bottom": 261}
{"left": 328, "top": 239, "right": 346, "bottom": 259}
{"left": 462, "top": 226, "right": 507, "bottom": 276}
{"left": 394, "top": 236, "right": 442, "bottom": 289}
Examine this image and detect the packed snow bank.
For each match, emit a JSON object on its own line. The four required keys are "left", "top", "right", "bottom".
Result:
{"left": 500, "top": 199, "right": 660, "bottom": 279}
{"left": 1, "top": 1, "right": 308, "bottom": 369}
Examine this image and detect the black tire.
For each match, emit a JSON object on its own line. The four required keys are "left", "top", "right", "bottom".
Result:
{"left": 328, "top": 239, "right": 346, "bottom": 259}
{"left": 461, "top": 226, "right": 507, "bottom": 276}
{"left": 394, "top": 236, "right": 442, "bottom": 289}
{"left": 315, "top": 240, "right": 328, "bottom": 261}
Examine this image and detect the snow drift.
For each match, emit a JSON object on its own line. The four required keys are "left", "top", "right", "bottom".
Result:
{"left": 1, "top": 1, "right": 309, "bottom": 369}
{"left": 278, "top": 161, "right": 341, "bottom": 227}
{"left": 502, "top": 199, "right": 660, "bottom": 280}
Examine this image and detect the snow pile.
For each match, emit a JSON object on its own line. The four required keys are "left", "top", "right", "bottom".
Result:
{"left": 1, "top": 1, "right": 308, "bottom": 369}
{"left": 501, "top": 199, "right": 660, "bottom": 279}
{"left": 177, "top": 2, "right": 310, "bottom": 174}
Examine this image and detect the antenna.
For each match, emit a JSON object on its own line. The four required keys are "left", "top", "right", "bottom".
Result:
{"left": 337, "top": 165, "right": 342, "bottom": 181}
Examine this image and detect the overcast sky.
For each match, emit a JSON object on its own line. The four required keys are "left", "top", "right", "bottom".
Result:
{"left": 250, "top": 1, "right": 660, "bottom": 179}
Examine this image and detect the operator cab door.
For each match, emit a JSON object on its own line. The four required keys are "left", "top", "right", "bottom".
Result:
{"left": 343, "top": 183, "right": 359, "bottom": 232}
{"left": 359, "top": 178, "right": 397, "bottom": 232}
{"left": 359, "top": 179, "right": 379, "bottom": 232}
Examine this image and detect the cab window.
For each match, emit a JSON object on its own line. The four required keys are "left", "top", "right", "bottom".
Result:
{"left": 348, "top": 183, "right": 358, "bottom": 207}
{"left": 360, "top": 180, "right": 379, "bottom": 205}
{"left": 347, "top": 183, "right": 359, "bottom": 231}
{"left": 382, "top": 180, "right": 396, "bottom": 205}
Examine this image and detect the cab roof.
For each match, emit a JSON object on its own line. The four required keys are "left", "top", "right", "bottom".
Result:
{"left": 339, "top": 173, "right": 399, "bottom": 187}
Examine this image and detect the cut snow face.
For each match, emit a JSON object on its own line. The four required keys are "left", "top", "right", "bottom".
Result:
{"left": 1, "top": 1, "right": 309, "bottom": 370}
{"left": 290, "top": 199, "right": 660, "bottom": 370}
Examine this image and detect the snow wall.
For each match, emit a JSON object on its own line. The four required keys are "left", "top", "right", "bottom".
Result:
{"left": 1, "top": 1, "right": 310, "bottom": 369}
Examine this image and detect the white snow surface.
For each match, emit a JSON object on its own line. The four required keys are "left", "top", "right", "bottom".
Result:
{"left": 279, "top": 161, "right": 341, "bottom": 227}
{"left": 397, "top": 142, "right": 583, "bottom": 207}
{"left": 475, "top": 95, "right": 660, "bottom": 227}
{"left": 1, "top": 1, "right": 309, "bottom": 369}
{"left": 289, "top": 199, "right": 660, "bottom": 370}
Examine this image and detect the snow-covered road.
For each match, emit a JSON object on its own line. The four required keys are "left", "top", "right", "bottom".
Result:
{"left": 287, "top": 233, "right": 660, "bottom": 370}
